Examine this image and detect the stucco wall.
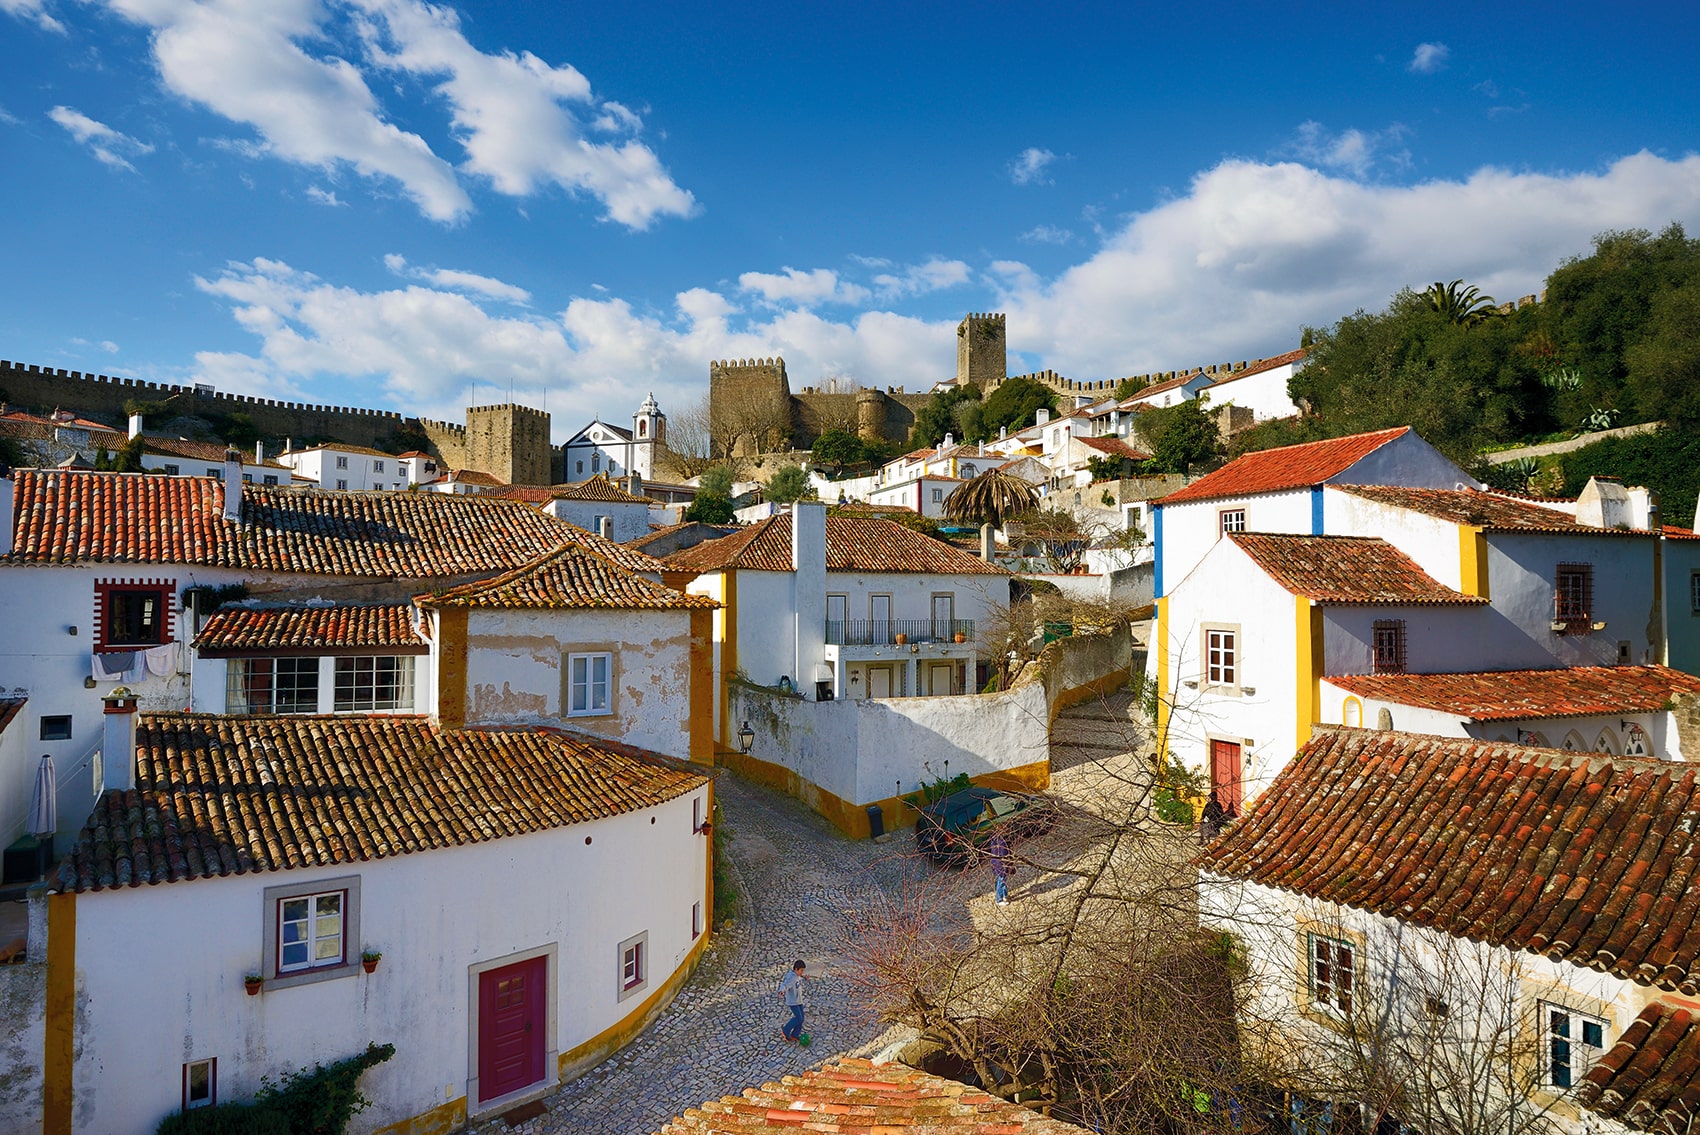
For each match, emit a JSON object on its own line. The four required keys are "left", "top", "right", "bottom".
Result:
{"left": 1159, "top": 488, "right": 1313, "bottom": 600}
{"left": 1322, "top": 488, "right": 1467, "bottom": 592}
{"left": 1203, "top": 365, "right": 1300, "bottom": 422}
{"left": 460, "top": 607, "right": 695, "bottom": 761}
{"left": 64, "top": 788, "right": 709, "bottom": 1134}
{"left": 542, "top": 499, "right": 652, "bottom": 544}
{"left": 1486, "top": 533, "right": 1660, "bottom": 668}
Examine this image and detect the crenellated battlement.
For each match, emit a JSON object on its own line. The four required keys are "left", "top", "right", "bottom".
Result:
{"left": 0, "top": 359, "right": 407, "bottom": 422}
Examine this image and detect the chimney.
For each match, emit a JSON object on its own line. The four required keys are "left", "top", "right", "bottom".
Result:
{"left": 128, "top": 412, "right": 143, "bottom": 440}
{"left": 599, "top": 516, "right": 613, "bottom": 540}
{"left": 943, "top": 432, "right": 954, "bottom": 449}
{"left": 102, "top": 686, "right": 139, "bottom": 793}
{"left": 1575, "top": 476, "right": 1630, "bottom": 529}
{"left": 0, "top": 472, "right": 12, "bottom": 557}
{"left": 625, "top": 472, "right": 643, "bottom": 497}
{"left": 254, "top": 440, "right": 264, "bottom": 465}
{"left": 1036, "top": 409, "right": 1051, "bottom": 426}
{"left": 791, "top": 502, "right": 828, "bottom": 696}
{"left": 222, "top": 448, "right": 243, "bottom": 522}
{"left": 981, "top": 521, "right": 993, "bottom": 561}
{"left": 1626, "top": 486, "right": 1659, "bottom": 531}
{"left": 977, "top": 441, "right": 984, "bottom": 456}
{"left": 284, "top": 437, "right": 293, "bottom": 453}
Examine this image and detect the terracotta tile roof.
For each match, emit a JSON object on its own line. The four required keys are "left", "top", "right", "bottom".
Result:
{"left": 444, "top": 468, "right": 505, "bottom": 485}
{"left": 1663, "top": 525, "right": 1700, "bottom": 541}
{"left": 627, "top": 521, "right": 739, "bottom": 552}
{"left": 418, "top": 545, "right": 715, "bottom": 610}
{"left": 478, "top": 485, "right": 561, "bottom": 504}
{"left": 1333, "top": 484, "right": 1654, "bottom": 536}
{"left": 59, "top": 713, "right": 708, "bottom": 892}
{"left": 1075, "top": 435, "right": 1151, "bottom": 461}
{"left": 1202, "top": 727, "right": 1700, "bottom": 993}
{"left": 1130, "top": 370, "right": 1210, "bottom": 399}
{"left": 1576, "top": 999, "right": 1700, "bottom": 1134}
{"left": 1326, "top": 665, "right": 1700, "bottom": 721}
{"left": 552, "top": 521, "right": 668, "bottom": 576}
{"left": 0, "top": 697, "right": 26, "bottom": 737}
{"left": 663, "top": 514, "right": 1008, "bottom": 576}
{"left": 655, "top": 1059, "right": 1090, "bottom": 1134}
{"left": 4, "top": 470, "right": 597, "bottom": 578}
{"left": 1206, "top": 347, "right": 1308, "bottom": 386}
{"left": 280, "top": 442, "right": 396, "bottom": 459}
{"left": 193, "top": 603, "right": 425, "bottom": 654}
{"left": 141, "top": 436, "right": 288, "bottom": 469}
{"left": 551, "top": 474, "right": 653, "bottom": 504}
{"left": 1159, "top": 427, "right": 1410, "bottom": 505}
{"left": 1228, "top": 534, "right": 1484, "bottom": 605}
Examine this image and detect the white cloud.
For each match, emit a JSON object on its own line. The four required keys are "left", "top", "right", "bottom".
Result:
{"left": 1409, "top": 42, "right": 1450, "bottom": 74}
{"left": 738, "top": 267, "right": 870, "bottom": 308}
{"left": 871, "top": 258, "right": 971, "bottom": 299}
{"left": 351, "top": 0, "right": 694, "bottom": 228}
{"left": 48, "top": 105, "right": 154, "bottom": 170}
{"left": 188, "top": 152, "right": 1700, "bottom": 438}
{"left": 1286, "top": 121, "right": 1409, "bottom": 179}
{"left": 305, "top": 185, "right": 346, "bottom": 206}
{"left": 70, "top": 337, "right": 121, "bottom": 353}
{"left": 383, "top": 252, "right": 531, "bottom": 303}
{"left": 0, "top": 0, "right": 64, "bottom": 32}
{"left": 1021, "top": 224, "right": 1074, "bottom": 245}
{"left": 1009, "top": 147, "right": 1057, "bottom": 186}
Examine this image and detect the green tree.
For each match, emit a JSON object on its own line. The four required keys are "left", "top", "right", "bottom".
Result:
{"left": 811, "top": 428, "right": 866, "bottom": 475}
{"left": 683, "top": 494, "right": 736, "bottom": 524}
{"left": 911, "top": 383, "right": 981, "bottom": 448}
{"left": 219, "top": 412, "right": 259, "bottom": 449}
{"left": 93, "top": 435, "right": 147, "bottom": 473}
{"left": 980, "top": 375, "right": 1058, "bottom": 439}
{"left": 1422, "top": 279, "right": 1504, "bottom": 327}
{"left": 1114, "top": 375, "right": 1149, "bottom": 400}
{"left": 764, "top": 463, "right": 816, "bottom": 503}
{"left": 1136, "top": 399, "right": 1223, "bottom": 473}
{"left": 698, "top": 464, "right": 735, "bottom": 498}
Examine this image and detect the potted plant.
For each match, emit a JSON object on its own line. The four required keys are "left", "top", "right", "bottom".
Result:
{"left": 894, "top": 633, "right": 908, "bottom": 644}
{"left": 953, "top": 631, "right": 966, "bottom": 643}
{"left": 243, "top": 973, "right": 264, "bottom": 996}
{"left": 361, "top": 950, "right": 382, "bottom": 974}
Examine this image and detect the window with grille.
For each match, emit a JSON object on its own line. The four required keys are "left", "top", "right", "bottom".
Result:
{"left": 1555, "top": 563, "right": 1594, "bottom": 627}
{"left": 1372, "top": 620, "right": 1407, "bottom": 674}
{"left": 1205, "top": 628, "right": 1237, "bottom": 688}
{"left": 332, "top": 656, "right": 415, "bottom": 712}
{"left": 1691, "top": 571, "right": 1700, "bottom": 615}
{"left": 227, "top": 657, "right": 320, "bottom": 714}
{"left": 1309, "top": 933, "right": 1354, "bottom": 1017}
{"left": 1543, "top": 1003, "right": 1606, "bottom": 1089}
{"left": 1219, "top": 509, "right": 1246, "bottom": 535}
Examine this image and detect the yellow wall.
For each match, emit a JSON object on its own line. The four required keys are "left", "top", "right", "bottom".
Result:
{"left": 688, "top": 608, "right": 714, "bottom": 765}
{"left": 1294, "top": 596, "right": 1323, "bottom": 752}
{"left": 436, "top": 607, "right": 469, "bottom": 727}
{"left": 1155, "top": 596, "right": 1171, "bottom": 757}
{"left": 1458, "top": 525, "right": 1490, "bottom": 599}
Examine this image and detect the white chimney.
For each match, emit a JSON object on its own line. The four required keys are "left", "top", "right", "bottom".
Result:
{"left": 1036, "top": 409, "right": 1051, "bottom": 426}
{"left": 254, "top": 440, "right": 264, "bottom": 465}
{"left": 981, "top": 521, "right": 994, "bottom": 561}
{"left": 102, "top": 686, "right": 139, "bottom": 793}
{"left": 791, "top": 502, "right": 828, "bottom": 696}
{"left": 0, "top": 473, "right": 12, "bottom": 557}
{"left": 222, "top": 448, "right": 243, "bottom": 522}
{"left": 599, "top": 516, "right": 613, "bottom": 540}
{"left": 942, "top": 432, "right": 954, "bottom": 449}
{"left": 127, "top": 412, "right": 143, "bottom": 440}
{"left": 1626, "top": 486, "right": 1659, "bottom": 531}
{"left": 1576, "top": 476, "right": 1631, "bottom": 530}
{"left": 625, "top": 473, "right": 643, "bottom": 497}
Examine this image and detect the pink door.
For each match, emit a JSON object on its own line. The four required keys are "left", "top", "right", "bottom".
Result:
{"left": 1211, "top": 740, "right": 1243, "bottom": 817}
{"left": 478, "top": 957, "right": 546, "bottom": 1103}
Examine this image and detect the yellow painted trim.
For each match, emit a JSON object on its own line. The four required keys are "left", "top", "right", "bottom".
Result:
{"left": 1154, "top": 597, "right": 1171, "bottom": 758}
{"left": 688, "top": 608, "right": 714, "bottom": 766}
{"left": 1458, "top": 525, "right": 1490, "bottom": 599}
{"left": 720, "top": 748, "right": 1051, "bottom": 839}
{"left": 436, "top": 608, "right": 469, "bottom": 728}
{"left": 1047, "top": 667, "right": 1132, "bottom": 728}
{"left": 719, "top": 570, "right": 738, "bottom": 750}
{"left": 705, "top": 777, "right": 716, "bottom": 932}
{"left": 44, "top": 891, "right": 75, "bottom": 1135}
{"left": 555, "top": 926, "right": 712, "bottom": 1083}
{"left": 370, "top": 1095, "right": 468, "bottom": 1135}
{"left": 1294, "top": 595, "right": 1322, "bottom": 752}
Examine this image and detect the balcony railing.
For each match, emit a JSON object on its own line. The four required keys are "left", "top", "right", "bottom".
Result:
{"left": 825, "top": 618, "right": 975, "bottom": 646}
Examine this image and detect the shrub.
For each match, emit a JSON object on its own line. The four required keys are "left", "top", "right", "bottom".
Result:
{"left": 155, "top": 1044, "right": 394, "bottom": 1135}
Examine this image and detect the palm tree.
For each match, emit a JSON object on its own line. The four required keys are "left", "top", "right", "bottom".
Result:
{"left": 943, "top": 467, "right": 1039, "bottom": 530}
{"left": 1423, "top": 279, "right": 1504, "bottom": 327}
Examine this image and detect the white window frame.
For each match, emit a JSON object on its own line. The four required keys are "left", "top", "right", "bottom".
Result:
{"left": 617, "top": 931, "right": 648, "bottom": 1001}
{"left": 163, "top": 463, "right": 180, "bottom": 476}
{"left": 226, "top": 656, "right": 321, "bottom": 715}
{"left": 568, "top": 652, "right": 613, "bottom": 717}
{"left": 1542, "top": 1001, "right": 1607, "bottom": 1090}
{"left": 332, "top": 655, "right": 416, "bottom": 713}
{"left": 336, "top": 479, "right": 348, "bottom": 491}
{"left": 1308, "top": 932, "right": 1355, "bottom": 1018}
{"left": 372, "top": 459, "right": 384, "bottom": 473}
{"left": 1202, "top": 624, "right": 1240, "bottom": 692}
{"left": 1219, "top": 508, "right": 1246, "bottom": 536}
{"left": 262, "top": 875, "right": 361, "bottom": 989}
{"left": 183, "top": 1058, "right": 216, "bottom": 1111}
{"left": 335, "top": 455, "right": 348, "bottom": 469}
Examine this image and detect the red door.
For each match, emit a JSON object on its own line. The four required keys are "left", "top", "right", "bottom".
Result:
{"left": 478, "top": 957, "right": 547, "bottom": 1104}
{"left": 1210, "top": 740, "right": 1243, "bottom": 817}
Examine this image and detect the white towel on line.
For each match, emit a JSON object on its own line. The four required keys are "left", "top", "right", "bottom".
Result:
{"left": 143, "top": 643, "right": 176, "bottom": 677}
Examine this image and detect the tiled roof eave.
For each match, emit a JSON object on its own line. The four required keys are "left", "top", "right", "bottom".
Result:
{"left": 1480, "top": 524, "right": 1657, "bottom": 538}
{"left": 1314, "top": 596, "right": 1490, "bottom": 607}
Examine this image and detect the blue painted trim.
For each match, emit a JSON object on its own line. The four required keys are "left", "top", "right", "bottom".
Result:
{"left": 1153, "top": 505, "right": 1164, "bottom": 598}
{"left": 1311, "top": 486, "right": 1324, "bottom": 535}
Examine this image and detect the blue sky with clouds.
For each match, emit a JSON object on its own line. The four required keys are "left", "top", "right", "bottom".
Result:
{"left": 2, "top": 0, "right": 1697, "bottom": 436}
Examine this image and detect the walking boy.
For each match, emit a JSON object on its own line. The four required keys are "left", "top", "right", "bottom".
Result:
{"left": 989, "top": 832, "right": 1010, "bottom": 905}
{"left": 779, "top": 960, "right": 810, "bottom": 1043}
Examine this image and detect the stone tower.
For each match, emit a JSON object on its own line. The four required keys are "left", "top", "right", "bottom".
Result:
{"left": 631, "top": 392, "right": 665, "bottom": 478}
{"left": 956, "top": 312, "right": 1007, "bottom": 387}
{"left": 708, "top": 356, "right": 793, "bottom": 457}
{"left": 855, "top": 388, "right": 887, "bottom": 442}
{"left": 465, "top": 403, "right": 552, "bottom": 486}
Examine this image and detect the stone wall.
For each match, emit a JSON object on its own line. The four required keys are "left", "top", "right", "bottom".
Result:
{"left": 465, "top": 403, "right": 552, "bottom": 485}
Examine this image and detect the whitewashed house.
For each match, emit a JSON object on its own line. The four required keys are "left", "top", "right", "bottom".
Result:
{"left": 561, "top": 394, "right": 666, "bottom": 483}
{"left": 1201, "top": 727, "right": 1700, "bottom": 1135}
{"left": 276, "top": 442, "right": 412, "bottom": 491}
{"left": 1194, "top": 347, "right": 1306, "bottom": 423}
{"left": 37, "top": 694, "right": 713, "bottom": 1134}
{"left": 539, "top": 474, "right": 657, "bottom": 543}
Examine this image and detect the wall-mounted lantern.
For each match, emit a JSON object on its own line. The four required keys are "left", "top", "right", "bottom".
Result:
{"left": 737, "top": 721, "right": 755, "bottom": 754}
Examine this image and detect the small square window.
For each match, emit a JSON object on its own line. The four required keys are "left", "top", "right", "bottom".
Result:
{"left": 163, "top": 463, "right": 180, "bottom": 476}
{"left": 931, "top": 488, "right": 943, "bottom": 503}
{"left": 336, "top": 479, "right": 348, "bottom": 491}
{"left": 1372, "top": 620, "right": 1407, "bottom": 674}
{"left": 617, "top": 931, "right": 648, "bottom": 1001}
{"left": 102, "top": 585, "right": 171, "bottom": 647}
{"left": 1544, "top": 1002, "right": 1607, "bottom": 1089}
{"left": 1205, "top": 628, "right": 1237, "bottom": 689}
{"left": 1309, "top": 932, "right": 1354, "bottom": 1017}
{"left": 40, "top": 715, "right": 72, "bottom": 741}
{"left": 568, "top": 652, "right": 613, "bottom": 717}
{"left": 1219, "top": 509, "right": 1246, "bottom": 535}
{"left": 335, "top": 456, "right": 349, "bottom": 469}
{"left": 373, "top": 460, "right": 384, "bottom": 473}
{"left": 183, "top": 1058, "right": 216, "bottom": 1111}
{"left": 263, "top": 474, "right": 278, "bottom": 486}
{"left": 278, "top": 890, "right": 346, "bottom": 973}
{"left": 241, "top": 473, "right": 252, "bottom": 483}
{"left": 206, "top": 468, "right": 221, "bottom": 480}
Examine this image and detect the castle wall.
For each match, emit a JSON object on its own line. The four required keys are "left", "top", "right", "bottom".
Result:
{"left": 465, "top": 403, "right": 552, "bottom": 486}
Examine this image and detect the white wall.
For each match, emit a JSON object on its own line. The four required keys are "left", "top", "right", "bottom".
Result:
{"left": 68, "top": 788, "right": 710, "bottom": 1134}
{"left": 1202, "top": 364, "right": 1301, "bottom": 421}
{"left": 1159, "top": 488, "right": 1314, "bottom": 600}
{"left": 1322, "top": 488, "right": 1467, "bottom": 592}
{"left": 279, "top": 449, "right": 408, "bottom": 492}
{"left": 1487, "top": 533, "right": 1660, "bottom": 668}
{"left": 1320, "top": 606, "right": 1542, "bottom": 675}
{"left": 460, "top": 607, "right": 695, "bottom": 761}
{"left": 541, "top": 499, "right": 652, "bottom": 543}
{"left": 138, "top": 454, "right": 293, "bottom": 485}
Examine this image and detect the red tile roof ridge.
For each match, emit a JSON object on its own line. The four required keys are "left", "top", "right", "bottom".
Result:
{"left": 663, "top": 513, "right": 1008, "bottom": 575}
{"left": 416, "top": 543, "right": 715, "bottom": 610}
{"left": 1332, "top": 484, "right": 1656, "bottom": 536}
{"left": 1159, "top": 427, "right": 1411, "bottom": 505}
{"left": 1324, "top": 665, "right": 1700, "bottom": 721}
{"left": 193, "top": 602, "right": 425, "bottom": 653}
{"left": 1204, "top": 347, "right": 1308, "bottom": 385}
{"left": 1203, "top": 726, "right": 1700, "bottom": 992}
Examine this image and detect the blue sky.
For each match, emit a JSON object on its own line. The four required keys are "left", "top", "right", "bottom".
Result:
{"left": 2, "top": 0, "right": 1697, "bottom": 438}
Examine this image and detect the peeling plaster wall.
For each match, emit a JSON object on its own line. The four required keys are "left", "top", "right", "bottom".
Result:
{"left": 0, "top": 959, "right": 45, "bottom": 1131}
{"left": 461, "top": 608, "right": 694, "bottom": 761}
{"left": 65, "top": 791, "right": 709, "bottom": 1135}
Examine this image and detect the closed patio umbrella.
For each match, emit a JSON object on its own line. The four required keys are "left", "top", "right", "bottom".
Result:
{"left": 27, "top": 754, "right": 56, "bottom": 840}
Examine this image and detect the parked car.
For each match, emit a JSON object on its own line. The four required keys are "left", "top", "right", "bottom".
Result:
{"left": 914, "top": 785, "right": 1058, "bottom": 868}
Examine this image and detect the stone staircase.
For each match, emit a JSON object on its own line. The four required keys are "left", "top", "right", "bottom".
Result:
{"left": 1049, "top": 690, "right": 1146, "bottom": 772}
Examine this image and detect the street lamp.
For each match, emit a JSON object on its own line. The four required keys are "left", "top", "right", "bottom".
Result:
{"left": 737, "top": 721, "right": 755, "bottom": 754}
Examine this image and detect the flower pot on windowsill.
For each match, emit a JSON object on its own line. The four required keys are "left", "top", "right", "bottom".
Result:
{"left": 894, "top": 634, "right": 908, "bottom": 645}
{"left": 953, "top": 633, "right": 966, "bottom": 644}
{"left": 361, "top": 952, "right": 381, "bottom": 974}
{"left": 244, "top": 974, "right": 264, "bottom": 996}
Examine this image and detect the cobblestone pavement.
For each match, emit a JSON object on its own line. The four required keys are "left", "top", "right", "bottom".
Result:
{"left": 470, "top": 771, "right": 930, "bottom": 1135}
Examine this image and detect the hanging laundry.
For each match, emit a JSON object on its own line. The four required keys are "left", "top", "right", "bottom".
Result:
{"left": 143, "top": 643, "right": 176, "bottom": 677}
{"left": 91, "top": 650, "right": 140, "bottom": 681}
